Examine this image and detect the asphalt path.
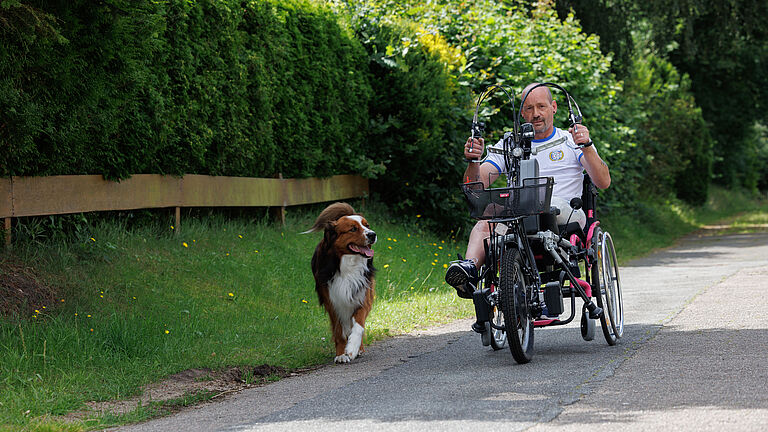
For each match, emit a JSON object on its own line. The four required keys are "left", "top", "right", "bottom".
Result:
{"left": 115, "top": 230, "right": 768, "bottom": 432}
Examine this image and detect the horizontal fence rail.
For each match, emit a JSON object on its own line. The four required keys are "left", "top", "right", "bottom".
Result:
{"left": 1, "top": 174, "right": 368, "bottom": 248}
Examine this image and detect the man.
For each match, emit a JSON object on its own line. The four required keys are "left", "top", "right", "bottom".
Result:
{"left": 445, "top": 83, "right": 611, "bottom": 298}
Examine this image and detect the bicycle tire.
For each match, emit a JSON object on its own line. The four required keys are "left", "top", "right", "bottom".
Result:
{"left": 498, "top": 247, "right": 534, "bottom": 363}
{"left": 592, "top": 227, "right": 624, "bottom": 345}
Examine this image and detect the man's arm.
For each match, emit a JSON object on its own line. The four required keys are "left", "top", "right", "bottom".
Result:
{"left": 568, "top": 125, "right": 611, "bottom": 189}
{"left": 462, "top": 137, "right": 497, "bottom": 188}
{"left": 580, "top": 146, "right": 611, "bottom": 189}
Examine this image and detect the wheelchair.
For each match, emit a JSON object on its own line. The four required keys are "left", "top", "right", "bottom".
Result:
{"left": 460, "top": 83, "right": 624, "bottom": 364}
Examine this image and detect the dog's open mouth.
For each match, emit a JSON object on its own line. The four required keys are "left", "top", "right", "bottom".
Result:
{"left": 348, "top": 244, "right": 374, "bottom": 258}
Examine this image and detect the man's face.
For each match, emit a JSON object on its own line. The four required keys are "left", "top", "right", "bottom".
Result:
{"left": 521, "top": 87, "right": 557, "bottom": 139}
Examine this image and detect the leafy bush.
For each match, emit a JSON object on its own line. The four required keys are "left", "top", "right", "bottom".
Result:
{"left": 344, "top": 0, "right": 641, "bottom": 218}
{"left": 344, "top": 9, "right": 471, "bottom": 228}
{"left": 622, "top": 38, "right": 713, "bottom": 205}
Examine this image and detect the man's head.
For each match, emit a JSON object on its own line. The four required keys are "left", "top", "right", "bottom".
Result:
{"left": 521, "top": 83, "right": 556, "bottom": 139}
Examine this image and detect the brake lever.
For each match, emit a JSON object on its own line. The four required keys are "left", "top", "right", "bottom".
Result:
{"left": 465, "top": 121, "right": 485, "bottom": 162}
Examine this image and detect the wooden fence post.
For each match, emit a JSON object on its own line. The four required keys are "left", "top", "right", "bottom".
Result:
{"left": 270, "top": 173, "right": 286, "bottom": 226}
{"left": 175, "top": 207, "right": 181, "bottom": 235}
{"left": 3, "top": 217, "right": 10, "bottom": 250}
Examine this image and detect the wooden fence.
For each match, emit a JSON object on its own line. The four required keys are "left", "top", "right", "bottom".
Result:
{"left": 1, "top": 174, "right": 369, "bottom": 248}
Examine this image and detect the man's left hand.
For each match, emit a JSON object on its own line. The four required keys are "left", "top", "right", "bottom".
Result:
{"left": 568, "top": 125, "right": 591, "bottom": 147}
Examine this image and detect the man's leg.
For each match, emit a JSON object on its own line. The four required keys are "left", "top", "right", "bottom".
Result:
{"left": 445, "top": 221, "right": 489, "bottom": 298}
{"left": 464, "top": 220, "right": 489, "bottom": 267}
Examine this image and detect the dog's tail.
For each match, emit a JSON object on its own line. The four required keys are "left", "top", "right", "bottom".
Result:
{"left": 302, "top": 202, "right": 356, "bottom": 234}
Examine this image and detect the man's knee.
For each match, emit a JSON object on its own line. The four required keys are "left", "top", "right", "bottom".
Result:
{"left": 472, "top": 220, "right": 489, "bottom": 235}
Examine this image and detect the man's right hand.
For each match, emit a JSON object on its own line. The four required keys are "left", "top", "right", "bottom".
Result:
{"left": 465, "top": 137, "right": 484, "bottom": 160}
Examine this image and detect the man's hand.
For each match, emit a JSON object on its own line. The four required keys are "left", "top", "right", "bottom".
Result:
{"left": 568, "top": 125, "right": 591, "bottom": 147}
{"left": 465, "top": 137, "right": 484, "bottom": 160}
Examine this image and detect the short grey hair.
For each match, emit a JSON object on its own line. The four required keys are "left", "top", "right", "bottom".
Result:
{"left": 522, "top": 82, "right": 553, "bottom": 103}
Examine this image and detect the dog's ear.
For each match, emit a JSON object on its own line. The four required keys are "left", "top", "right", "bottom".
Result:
{"left": 313, "top": 224, "right": 340, "bottom": 288}
{"left": 323, "top": 221, "right": 338, "bottom": 247}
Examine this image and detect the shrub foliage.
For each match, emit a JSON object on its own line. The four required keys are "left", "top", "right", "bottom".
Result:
{"left": 0, "top": 0, "right": 729, "bottom": 229}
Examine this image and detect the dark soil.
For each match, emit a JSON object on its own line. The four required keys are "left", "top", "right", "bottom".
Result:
{"left": 0, "top": 258, "right": 59, "bottom": 317}
{"left": 65, "top": 364, "right": 301, "bottom": 421}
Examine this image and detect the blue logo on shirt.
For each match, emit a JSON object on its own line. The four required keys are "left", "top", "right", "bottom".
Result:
{"left": 549, "top": 150, "right": 564, "bottom": 161}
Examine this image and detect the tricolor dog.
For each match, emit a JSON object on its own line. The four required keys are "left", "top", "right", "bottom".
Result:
{"left": 304, "top": 202, "right": 376, "bottom": 363}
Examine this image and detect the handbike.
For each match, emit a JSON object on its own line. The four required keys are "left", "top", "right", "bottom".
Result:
{"left": 462, "top": 83, "right": 624, "bottom": 364}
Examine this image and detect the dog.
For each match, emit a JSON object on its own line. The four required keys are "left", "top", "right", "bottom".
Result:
{"left": 304, "top": 202, "right": 377, "bottom": 363}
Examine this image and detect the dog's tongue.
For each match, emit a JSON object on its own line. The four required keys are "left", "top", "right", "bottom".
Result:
{"left": 350, "top": 244, "right": 374, "bottom": 258}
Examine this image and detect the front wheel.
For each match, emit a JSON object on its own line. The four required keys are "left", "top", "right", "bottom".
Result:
{"left": 592, "top": 228, "right": 624, "bottom": 345}
{"left": 498, "top": 247, "right": 534, "bottom": 363}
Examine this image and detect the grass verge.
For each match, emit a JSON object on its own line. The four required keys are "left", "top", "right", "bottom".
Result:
{"left": 0, "top": 199, "right": 473, "bottom": 430}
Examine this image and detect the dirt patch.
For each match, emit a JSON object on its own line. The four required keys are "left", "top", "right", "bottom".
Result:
{"left": 65, "top": 364, "right": 308, "bottom": 421}
{"left": 0, "top": 258, "right": 59, "bottom": 317}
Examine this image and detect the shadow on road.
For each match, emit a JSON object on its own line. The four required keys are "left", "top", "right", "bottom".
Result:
{"left": 235, "top": 322, "right": 663, "bottom": 428}
{"left": 538, "top": 325, "right": 768, "bottom": 427}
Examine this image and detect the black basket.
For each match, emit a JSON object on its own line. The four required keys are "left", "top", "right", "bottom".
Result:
{"left": 461, "top": 177, "right": 553, "bottom": 219}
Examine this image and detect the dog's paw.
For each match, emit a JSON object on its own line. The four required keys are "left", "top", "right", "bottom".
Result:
{"left": 344, "top": 347, "right": 360, "bottom": 361}
{"left": 334, "top": 354, "right": 351, "bottom": 364}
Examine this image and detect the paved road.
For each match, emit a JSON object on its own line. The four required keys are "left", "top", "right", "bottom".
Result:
{"left": 116, "top": 231, "right": 768, "bottom": 431}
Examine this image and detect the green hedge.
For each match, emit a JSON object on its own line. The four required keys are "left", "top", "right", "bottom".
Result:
{"left": 0, "top": 0, "right": 373, "bottom": 179}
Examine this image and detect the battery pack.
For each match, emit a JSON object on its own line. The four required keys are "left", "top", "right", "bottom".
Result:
{"left": 544, "top": 281, "right": 564, "bottom": 316}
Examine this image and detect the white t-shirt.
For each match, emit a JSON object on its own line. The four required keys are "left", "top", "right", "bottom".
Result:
{"left": 483, "top": 127, "right": 594, "bottom": 200}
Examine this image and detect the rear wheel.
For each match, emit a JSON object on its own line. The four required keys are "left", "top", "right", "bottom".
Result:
{"left": 499, "top": 247, "right": 534, "bottom": 363}
{"left": 476, "top": 274, "right": 506, "bottom": 350}
{"left": 592, "top": 228, "right": 624, "bottom": 345}
{"left": 489, "top": 301, "right": 507, "bottom": 350}
{"left": 487, "top": 240, "right": 507, "bottom": 351}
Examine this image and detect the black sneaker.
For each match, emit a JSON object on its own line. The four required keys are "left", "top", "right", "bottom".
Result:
{"left": 445, "top": 258, "right": 478, "bottom": 299}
